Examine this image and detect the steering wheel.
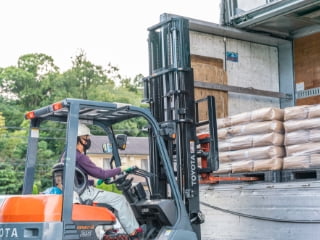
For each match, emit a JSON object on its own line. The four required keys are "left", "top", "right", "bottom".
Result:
{"left": 106, "top": 172, "right": 128, "bottom": 185}
{"left": 102, "top": 165, "right": 138, "bottom": 185}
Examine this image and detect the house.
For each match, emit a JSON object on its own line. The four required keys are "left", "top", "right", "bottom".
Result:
{"left": 86, "top": 135, "right": 149, "bottom": 171}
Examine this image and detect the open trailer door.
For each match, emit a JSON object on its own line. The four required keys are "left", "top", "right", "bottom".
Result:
{"left": 222, "top": 0, "right": 320, "bottom": 38}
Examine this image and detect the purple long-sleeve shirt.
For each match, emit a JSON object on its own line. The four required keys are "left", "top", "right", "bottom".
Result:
{"left": 76, "top": 150, "right": 121, "bottom": 180}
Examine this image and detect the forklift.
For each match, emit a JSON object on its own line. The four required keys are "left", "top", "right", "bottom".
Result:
{"left": 0, "top": 15, "right": 219, "bottom": 240}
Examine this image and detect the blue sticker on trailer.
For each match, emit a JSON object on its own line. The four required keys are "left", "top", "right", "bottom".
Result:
{"left": 226, "top": 52, "right": 238, "bottom": 62}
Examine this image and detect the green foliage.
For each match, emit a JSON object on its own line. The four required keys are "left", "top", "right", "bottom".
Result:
{"left": 87, "top": 84, "right": 144, "bottom": 106}
{"left": 120, "top": 74, "right": 144, "bottom": 93}
{"left": 0, "top": 54, "right": 60, "bottom": 109}
{"left": 0, "top": 98, "right": 24, "bottom": 129}
{"left": 0, "top": 66, "right": 34, "bottom": 101}
{"left": 39, "top": 121, "right": 66, "bottom": 157}
{"left": 0, "top": 162, "right": 21, "bottom": 194}
{"left": 68, "top": 50, "right": 115, "bottom": 99}
{"left": 18, "top": 53, "right": 59, "bottom": 76}
{"left": 113, "top": 117, "right": 147, "bottom": 137}
{"left": 0, "top": 120, "right": 28, "bottom": 193}
{"left": 0, "top": 122, "right": 27, "bottom": 160}
{"left": 35, "top": 121, "right": 66, "bottom": 191}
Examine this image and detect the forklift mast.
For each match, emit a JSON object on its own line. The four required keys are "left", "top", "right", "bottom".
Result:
{"left": 143, "top": 14, "right": 202, "bottom": 237}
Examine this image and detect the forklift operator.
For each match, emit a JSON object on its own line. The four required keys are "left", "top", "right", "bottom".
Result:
{"left": 63, "top": 123, "right": 144, "bottom": 239}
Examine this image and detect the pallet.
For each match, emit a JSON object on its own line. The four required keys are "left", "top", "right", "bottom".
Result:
{"left": 281, "top": 168, "right": 320, "bottom": 182}
{"left": 212, "top": 170, "right": 281, "bottom": 184}
{"left": 234, "top": 170, "right": 281, "bottom": 183}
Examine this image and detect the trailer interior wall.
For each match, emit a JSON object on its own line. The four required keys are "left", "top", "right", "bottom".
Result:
{"left": 190, "top": 30, "right": 280, "bottom": 116}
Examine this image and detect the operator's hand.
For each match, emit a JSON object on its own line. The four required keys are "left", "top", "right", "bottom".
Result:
{"left": 97, "top": 178, "right": 111, "bottom": 185}
{"left": 120, "top": 165, "right": 137, "bottom": 173}
{"left": 97, "top": 179, "right": 103, "bottom": 185}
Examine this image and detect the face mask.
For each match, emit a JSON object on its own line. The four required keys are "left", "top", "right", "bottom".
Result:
{"left": 81, "top": 138, "right": 91, "bottom": 151}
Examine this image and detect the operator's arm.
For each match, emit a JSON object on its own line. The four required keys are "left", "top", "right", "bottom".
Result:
{"left": 76, "top": 151, "right": 121, "bottom": 179}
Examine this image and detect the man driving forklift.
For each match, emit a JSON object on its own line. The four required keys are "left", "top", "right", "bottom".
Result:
{"left": 60, "top": 123, "right": 145, "bottom": 239}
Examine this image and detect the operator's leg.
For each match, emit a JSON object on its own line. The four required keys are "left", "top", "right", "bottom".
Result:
{"left": 80, "top": 186, "right": 139, "bottom": 234}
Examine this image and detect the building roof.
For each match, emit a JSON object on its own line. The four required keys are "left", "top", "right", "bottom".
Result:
{"left": 87, "top": 135, "right": 149, "bottom": 155}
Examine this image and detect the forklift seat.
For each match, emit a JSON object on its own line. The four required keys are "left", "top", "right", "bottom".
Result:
{"left": 52, "top": 163, "right": 88, "bottom": 196}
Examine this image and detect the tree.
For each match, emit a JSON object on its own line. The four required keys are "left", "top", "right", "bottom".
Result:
{"left": 17, "top": 54, "right": 60, "bottom": 108}
{"left": 0, "top": 162, "right": 20, "bottom": 194}
{"left": 0, "top": 120, "right": 28, "bottom": 161}
{"left": 120, "top": 74, "right": 144, "bottom": 93}
{"left": 68, "top": 50, "right": 115, "bottom": 99}
{"left": 0, "top": 54, "right": 60, "bottom": 109}
{"left": 0, "top": 66, "right": 34, "bottom": 101}
{"left": 17, "top": 53, "right": 59, "bottom": 76}
{"left": 0, "top": 97, "right": 25, "bottom": 130}
{"left": 0, "top": 120, "right": 64, "bottom": 193}
{"left": 0, "top": 114, "right": 22, "bottom": 194}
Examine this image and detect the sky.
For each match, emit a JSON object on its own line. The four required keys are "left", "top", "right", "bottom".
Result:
{"left": 0, "top": 0, "right": 221, "bottom": 78}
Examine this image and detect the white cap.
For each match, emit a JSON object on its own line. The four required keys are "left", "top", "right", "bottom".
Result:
{"left": 78, "top": 123, "right": 91, "bottom": 136}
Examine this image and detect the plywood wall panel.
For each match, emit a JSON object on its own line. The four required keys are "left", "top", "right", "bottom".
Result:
{"left": 191, "top": 55, "right": 228, "bottom": 119}
{"left": 297, "top": 96, "right": 320, "bottom": 106}
{"left": 294, "top": 32, "right": 320, "bottom": 105}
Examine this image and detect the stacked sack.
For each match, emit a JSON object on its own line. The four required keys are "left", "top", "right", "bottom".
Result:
{"left": 215, "top": 108, "right": 285, "bottom": 174}
{"left": 283, "top": 104, "right": 320, "bottom": 169}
